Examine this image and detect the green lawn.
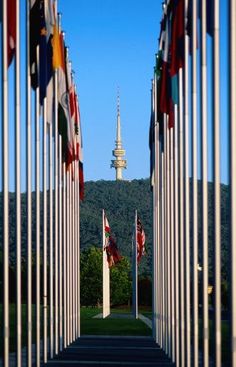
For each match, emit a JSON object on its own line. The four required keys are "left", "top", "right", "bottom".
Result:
{"left": 80, "top": 307, "right": 152, "bottom": 336}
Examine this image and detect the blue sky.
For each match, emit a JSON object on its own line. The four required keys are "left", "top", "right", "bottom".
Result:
{"left": 58, "top": 0, "right": 162, "bottom": 182}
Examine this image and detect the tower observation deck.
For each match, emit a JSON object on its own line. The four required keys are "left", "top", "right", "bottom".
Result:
{"left": 111, "top": 93, "right": 127, "bottom": 180}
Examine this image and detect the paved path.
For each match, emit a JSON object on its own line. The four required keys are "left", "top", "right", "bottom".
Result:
{"left": 43, "top": 336, "right": 175, "bottom": 366}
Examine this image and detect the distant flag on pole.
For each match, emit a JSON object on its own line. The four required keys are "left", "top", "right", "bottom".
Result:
{"left": 7, "top": 0, "right": 16, "bottom": 67}
{"left": 103, "top": 214, "right": 121, "bottom": 268}
{"left": 137, "top": 216, "right": 146, "bottom": 263}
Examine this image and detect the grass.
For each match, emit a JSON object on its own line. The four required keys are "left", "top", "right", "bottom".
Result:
{"left": 80, "top": 307, "right": 152, "bottom": 336}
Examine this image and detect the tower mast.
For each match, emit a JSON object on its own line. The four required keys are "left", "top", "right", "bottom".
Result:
{"left": 111, "top": 91, "right": 127, "bottom": 180}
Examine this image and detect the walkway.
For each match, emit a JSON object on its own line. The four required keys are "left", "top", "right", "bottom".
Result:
{"left": 43, "top": 336, "right": 175, "bottom": 366}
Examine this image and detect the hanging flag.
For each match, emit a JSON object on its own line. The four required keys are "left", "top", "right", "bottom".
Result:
{"left": 103, "top": 214, "right": 121, "bottom": 268}
{"left": 30, "top": 0, "right": 43, "bottom": 89}
{"left": 137, "top": 216, "right": 146, "bottom": 263}
{"left": 75, "top": 93, "right": 84, "bottom": 200}
{"left": 169, "top": 0, "right": 185, "bottom": 77}
{"left": 7, "top": 0, "right": 16, "bottom": 67}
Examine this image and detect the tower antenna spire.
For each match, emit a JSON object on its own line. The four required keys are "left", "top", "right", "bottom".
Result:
{"left": 111, "top": 89, "right": 127, "bottom": 180}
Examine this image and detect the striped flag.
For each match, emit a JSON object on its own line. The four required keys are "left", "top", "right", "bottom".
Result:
{"left": 103, "top": 214, "right": 121, "bottom": 268}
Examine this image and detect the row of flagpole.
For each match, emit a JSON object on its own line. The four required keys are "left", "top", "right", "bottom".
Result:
{"left": 149, "top": 0, "right": 234, "bottom": 366}
{"left": 1, "top": 0, "right": 83, "bottom": 366}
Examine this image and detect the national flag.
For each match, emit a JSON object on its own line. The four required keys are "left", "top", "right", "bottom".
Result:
{"left": 30, "top": 0, "right": 43, "bottom": 89}
{"left": 65, "top": 57, "right": 74, "bottom": 167}
{"left": 136, "top": 216, "right": 146, "bottom": 263}
{"left": 103, "top": 214, "right": 121, "bottom": 268}
{"left": 7, "top": 0, "right": 16, "bottom": 67}
{"left": 74, "top": 93, "right": 84, "bottom": 200}
{"left": 169, "top": 0, "right": 185, "bottom": 77}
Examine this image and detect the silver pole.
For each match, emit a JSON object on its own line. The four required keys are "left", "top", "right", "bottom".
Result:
{"left": 166, "top": 119, "right": 171, "bottom": 358}
{"left": 15, "top": 0, "right": 21, "bottom": 363}
{"left": 161, "top": 151, "right": 165, "bottom": 351}
{"left": 66, "top": 169, "right": 70, "bottom": 346}
{"left": 35, "top": 62, "right": 41, "bottom": 367}
{"left": 77, "top": 160, "right": 81, "bottom": 337}
{"left": 26, "top": 0, "right": 32, "bottom": 363}
{"left": 2, "top": 0, "right": 9, "bottom": 364}
{"left": 72, "top": 163, "right": 75, "bottom": 341}
{"left": 59, "top": 136, "right": 63, "bottom": 350}
{"left": 74, "top": 163, "right": 78, "bottom": 338}
{"left": 174, "top": 105, "right": 180, "bottom": 367}
{"left": 54, "top": 68, "right": 59, "bottom": 355}
{"left": 201, "top": 1, "right": 209, "bottom": 365}
{"left": 132, "top": 210, "right": 138, "bottom": 318}
{"left": 70, "top": 168, "right": 73, "bottom": 343}
{"left": 230, "top": 0, "right": 236, "bottom": 365}
{"left": 178, "top": 67, "right": 185, "bottom": 367}
{"left": 192, "top": 0, "right": 199, "bottom": 364}
{"left": 213, "top": 0, "right": 221, "bottom": 365}
{"left": 170, "top": 126, "right": 175, "bottom": 362}
{"left": 184, "top": 1, "right": 191, "bottom": 365}
{"left": 43, "top": 99, "right": 48, "bottom": 363}
{"left": 49, "top": 119, "right": 54, "bottom": 358}
{"left": 63, "top": 162, "right": 67, "bottom": 348}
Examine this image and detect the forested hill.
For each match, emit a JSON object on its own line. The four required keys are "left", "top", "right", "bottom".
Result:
{"left": 80, "top": 179, "right": 152, "bottom": 276}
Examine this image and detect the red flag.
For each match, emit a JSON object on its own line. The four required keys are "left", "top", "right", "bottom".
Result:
{"left": 137, "top": 216, "right": 146, "bottom": 263}
{"left": 7, "top": 0, "right": 16, "bottom": 67}
{"left": 169, "top": 0, "right": 185, "bottom": 77}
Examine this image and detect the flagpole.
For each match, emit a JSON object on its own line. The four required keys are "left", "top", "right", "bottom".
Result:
{"left": 74, "top": 162, "right": 78, "bottom": 338}
{"left": 166, "top": 118, "right": 171, "bottom": 357}
{"left": 184, "top": 1, "right": 191, "bottom": 365}
{"left": 169, "top": 125, "right": 175, "bottom": 362}
{"left": 54, "top": 67, "right": 59, "bottom": 355}
{"left": 49, "top": 116, "right": 54, "bottom": 358}
{"left": 132, "top": 210, "right": 138, "bottom": 319}
{"left": 2, "top": 0, "right": 9, "bottom": 364}
{"left": 174, "top": 104, "right": 179, "bottom": 367}
{"left": 66, "top": 169, "right": 70, "bottom": 345}
{"left": 43, "top": 98, "right": 48, "bottom": 363}
{"left": 229, "top": 1, "right": 236, "bottom": 365}
{"left": 161, "top": 151, "right": 165, "bottom": 350}
{"left": 213, "top": 1, "right": 221, "bottom": 365}
{"left": 164, "top": 116, "right": 167, "bottom": 354}
{"left": 72, "top": 161, "right": 75, "bottom": 341}
{"left": 15, "top": 0, "right": 22, "bottom": 363}
{"left": 26, "top": 0, "right": 32, "bottom": 364}
{"left": 63, "top": 162, "right": 67, "bottom": 348}
{"left": 77, "top": 164, "right": 81, "bottom": 337}
{"left": 59, "top": 136, "right": 63, "bottom": 351}
{"left": 69, "top": 168, "right": 73, "bottom": 343}
{"left": 200, "top": 1, "right": 209, "bottom": 365}
{"left": 192, "top": 0, "right": 199, "bottom": 364}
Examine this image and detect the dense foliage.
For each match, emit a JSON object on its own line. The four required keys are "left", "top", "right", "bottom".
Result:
{"left": 80, "top": 246, "right": 132, "bottom": 306}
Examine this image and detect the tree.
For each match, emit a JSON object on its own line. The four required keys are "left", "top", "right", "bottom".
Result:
{"left": 110, "top": 257, "right": 132, "bottom": 306}
{"left": 80, "top": 246, "right": 102, "bottom": 306}
{"left": 80, "top": 246, "right": 132, "bottom": 307}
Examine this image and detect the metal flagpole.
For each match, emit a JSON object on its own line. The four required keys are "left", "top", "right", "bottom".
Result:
{"left": 163, "top": 117, "right": 167, "bottom": 354}
{"left": 49, "top": 117, "right": 54, "bottom": 358}
{"left": 70, "top": 168, "right": 73, "bottom": 343}
{"left": 77, "top": 159, "right": 81, "bottom": 337}
{"left": 213, "top": 1, "right": 221, "bottom": 365}
{"left": 54, "top": 67, "right": 59, "bottom": 355}
{"left": 72, "top": 162, "right": 75, "bottom": 341}
{"left": 66, "top": 169, "right": 70, "bottom": 345}
{"left": 229, "top": 1, "right": 236, "bottom": 365}
{"left": 63, "top": 162, "right": 67, "bottom": 348}
{"left": 184, "top": 1, "right": 191, "bottom": 365}
{"left": 35, "top": 50, "right": 41, "bottom": 367}
{"left": 200, "top": 1, "right": 209, "bottom": 365}
{"left": 26, "top": 0, "right": 32, "bottom": 363}
{"left": 2, "top": 0, "right": 9, "bottom": 364}
{"left": 170, "top": 125, "right": 175, "bottom": 362}
{"left": 174, "top": 104, "right": 180, "bottom": 367}
{"left": 43, "top": 99, "right": 48, "bottom": 363}
{"left": 74, "top": 163, "right": 78, "bottom": 338}
{"left": 178, "top": 67, "right": 185, "bottom": 367}
{"left": 15, "top": 0, "right": 22, "bottom": 363}
{"left": 59, "top": 136, "right": 63, "bottom": 350}
{"left": 132, "top": 210, "right": 138, "bottom": 319}
{"left": 192, "top": 0, "right": 199, "bottom": 364}
{"left": 161, "top": 151, "right": 165, "bottom": 350}
{"left": 166, "top": 119, "right": 171, "bottom": 358}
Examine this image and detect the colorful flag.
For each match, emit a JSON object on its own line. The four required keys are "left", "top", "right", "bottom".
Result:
{"left": 169, "top": 0, "right": 185, "bottom": 77}
{"left": 7, "top": 0, "right": 16, "bottom": 67}
{"left": 103, "top": 214, "right": 121, "bottom": 268}
{"left": 74, "top": 93, "right": 84, "bottom": 200}
{"left": 137, "top": 216, "right": 146, "bottom": 263}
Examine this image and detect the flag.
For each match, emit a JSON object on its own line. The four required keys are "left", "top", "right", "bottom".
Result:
{"left": 103, "top": 214, "right": 121, "bottom": 268}
{"left": 65, "top": 57, "right": 74, "bottom": 167}
{"left": 30, "top": 0, "right": 43, "bottom": 89}
{"left": 74, "top": 93, "right": 84, "bottom": 200}
{"left": 7, "top": 0, "right": 16, "bottom": 67}
{"left": 169, "top": 0, "right": 185, "bottom": 77}
{"left": 137, "top": 216, "right": 146, "bottom": 263}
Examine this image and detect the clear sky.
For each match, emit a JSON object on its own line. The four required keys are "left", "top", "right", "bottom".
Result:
{"left": 58, "top": 0, "right": 163, "bottom": 182}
